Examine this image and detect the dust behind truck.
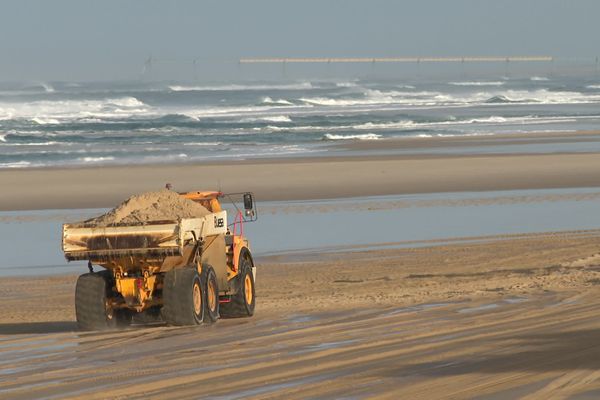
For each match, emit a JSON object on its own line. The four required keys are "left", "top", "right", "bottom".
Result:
{"left": 62, "top": 189, "right": 257, "bottom": 330}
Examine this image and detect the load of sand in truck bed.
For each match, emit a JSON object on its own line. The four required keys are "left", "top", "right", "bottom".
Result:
{"left": 83, "top": 190, "right": 210, "bottom": 227}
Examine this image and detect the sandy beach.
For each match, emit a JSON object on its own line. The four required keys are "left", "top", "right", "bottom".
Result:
{"left": 3, "top": 231, "right": 600, "bottom": 398}
{"left": 3, "top": 131, "right": 600, "bottom": 398}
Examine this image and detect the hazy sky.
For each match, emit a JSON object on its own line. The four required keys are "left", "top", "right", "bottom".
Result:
{"left": 1, "top": 0, "right": 598, "bottom": 82}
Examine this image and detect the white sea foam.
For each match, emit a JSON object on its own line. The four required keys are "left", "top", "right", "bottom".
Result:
{"left": 0, "top": 97, "right": 151, "bottom": 123}
{"left": 169, "top": 82, "right": 313, "bottom": 92}
{"left": 346, "top": 116, "right": 511, "bottom": 131}
{"left": 107, "top": 97, "right": 146, "bottom": 108}
{"left": 411, "top": 132, "right": 496, "bottom": 139}
{"left": 530, "top": 76, "right": 550, "bottom": 81}
{"left": 0, "top": 110, "right": 14, "bottom": 121}
{"left": 472, "top": 116, "right": 508, "bottom": 123}
{"left": 243, "top": 115, "right": 292, "bottom": 123}
{"left": 266, "top": 115, "right": 292, "bottom": 122}
{"left": 449, "top": 81, "right": 505, "bottom": 87}
{"left": 490, "top": 89, "right": 600, "bottom": 104}
{"left": 41, "top": 83, "right": 55, "bottom": 93}
{"left": 4, "top": 141, "right": 60, "bottom": 146}
{"left": 300, "top": 90, "right": 395, "bottom": 106}
{"left": 182, "top": 142, "right": 223, "bottom": 146}
{"left": 0, "top": 134, "right": 6, "bottom": 142}
{"left": 587, "top": 85, "right": 600, "bottom": 89}
{"left": 323, "top": 133, "right": 381, "bottom": 140}
{"left": 31, "top": 117, "right": 60, "bottom": 125}
{"left": 79, "top": 156, "right": 115, "bottom": 163}
{"left": 351, "top": 120, "right": 416, "bottom": 130}
{"left": 261, "top": 97, "right": 294, "bottom": 106}
{"left": 0, "top": 161, "right": 32, "bottom": 168}
{"left": 335, "top": 81, "right": 358, "bottom": 88}
{"left": 301, "top": 89, "right": 466, "bottom": 107}
{"left": 259, "top": 113, "right": 593, "bottom": 135}
{"left": 302, "top": 88, "right": 600, "bottom": 108}
{"left": 78, "top": 118, "right": 106, "bottom": 123}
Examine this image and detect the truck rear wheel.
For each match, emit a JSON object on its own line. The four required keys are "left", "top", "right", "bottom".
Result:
{"left": 162, "top": 267, "right": 203, "bottom": 326}
{"left": 75, "top": 270, "right": 125, "bottom": 331}
{"left": 203, "top": 267, "right": 219, "bottom": 323}
{"left": 162, "top": 265, "right": 219, "bottom": 326}
{"left": 220, "top": 256, "right": 255, "bottom": 318}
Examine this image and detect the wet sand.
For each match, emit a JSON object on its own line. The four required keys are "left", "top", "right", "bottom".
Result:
{"left": 4, "top": 131, "right": 600, "bottom": 211}
{"left": 3, "top": 231, "right": 600, "bottom": 398}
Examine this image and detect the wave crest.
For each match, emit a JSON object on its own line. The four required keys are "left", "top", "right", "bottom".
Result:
{"left": 323, "top": 133, "right": 381, "bottom": 141}
{"left": 169, "top": 82, "right": 313, "bottom": 92}
{"left": 261, "top": 97, "right": 294, "bottom": 106}
{"left": 449, "top": 81, "right": 505, "bottom": 87}
{"left": 78, "top": 156, "right": 115, "bottom": 163}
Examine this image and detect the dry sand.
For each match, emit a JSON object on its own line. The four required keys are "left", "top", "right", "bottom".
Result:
{"left": 3, "top": 131, "right": 600, "bottom": 211}
{"left": 82, "top": 190, "right": 210, "bottom": 226}
{"left": 3, "top": 231, "right": 600, "bottom": 398}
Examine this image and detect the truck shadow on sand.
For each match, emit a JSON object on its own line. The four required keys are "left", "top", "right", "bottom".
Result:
{"left": 0, "top": 321, "right": 78, "bottom": 335}
{"left": 386, "top": 328, "right": 600, "bottom": 377}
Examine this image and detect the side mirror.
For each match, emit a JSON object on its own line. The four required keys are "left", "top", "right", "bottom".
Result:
{"left": 243, "top": 193, "right": 254, "bottom": 210}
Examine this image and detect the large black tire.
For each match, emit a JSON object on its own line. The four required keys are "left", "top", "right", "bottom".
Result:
{"left": 220, "top": 256, "right": 255, "bottom": 318}
{"left": 203, "top": 267, "right": 220, "bottom": 323}
{"left": 162, "top": 267, "right": 204, "bottom": 326}
{"left": 162, "top": 265, "right": 219, "bottom": 326}
{"left": 75, "top": 270, "right": 127, "bottom": 331}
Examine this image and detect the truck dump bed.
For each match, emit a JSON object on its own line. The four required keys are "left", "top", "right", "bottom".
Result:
{"left": 62, "top": 211, "right": 227, "bottom": 261}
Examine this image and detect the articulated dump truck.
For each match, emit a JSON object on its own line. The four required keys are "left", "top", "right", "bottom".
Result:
{"left": 62, "top": 190, "right": 257, "bottom": 330}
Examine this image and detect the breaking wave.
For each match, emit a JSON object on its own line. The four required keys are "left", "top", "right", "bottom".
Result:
{"left": 169, "top": 82, "right": 313, "bottom": 92}
{"left": 2, "top": 77, "right": 600, "bottom": 169}
{"left": 304, "top": 89, "right": 600, "bottom": 107}
{"left": 258, "top": 115, "right": 292, "bottom": 123}
{"left": 79, "top": 156, "right": 115, "bottom": 163}
{"left": 31, "top": 117, "right": 60, "bottom": 125}
{"left": 260, "top": 97, "right": 294, "bottom": 106}
{"left": 449, "top": 81, "right": 505, "bottom": 87}
{"left": 335, "top": 81, "right": 359, "bottom": 88}
{"left": 485, "top": 95, "right": 518, "bottom": 104}
{"left": 0, "top": 97, "right": 150, "bottom": 123}
{"left": 41, "top": 83, "right": 55, "bottom": 93}
{"left": 0, "top": 161, "right": 33, "bottom": 168}
{"left": 242, "top": 115, "right": 292, "bottom": 123}
{"left": 323, "top": 133, "right": 382, "bottom": 140}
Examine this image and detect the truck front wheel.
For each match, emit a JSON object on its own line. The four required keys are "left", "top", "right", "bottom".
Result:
{"left": 220, "top": 256, "right": 255, "bottom": 318}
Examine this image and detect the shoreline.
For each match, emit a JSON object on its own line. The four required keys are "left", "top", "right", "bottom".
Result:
{"left": 3, "top": 130, "right": 600, "bottom": 211}
{"left": 7, "top": 129, "right": 600, "bottom": 172}
{"left": 4, "top": 152, "right": 600, "bottom": 211}
{"left": 3, "top": 229, "right": 600, "bottom": 323}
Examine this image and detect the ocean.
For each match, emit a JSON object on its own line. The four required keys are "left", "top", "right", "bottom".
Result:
{"left": 1, "top": 76, "right": 600, "bottom": 168}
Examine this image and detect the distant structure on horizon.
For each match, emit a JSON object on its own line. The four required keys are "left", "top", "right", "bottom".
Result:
{"left": 239, "top": 56, "right": 554, "bottom": 64}
{"left": 140, "top": 55, "right": 598, "bottom": 81}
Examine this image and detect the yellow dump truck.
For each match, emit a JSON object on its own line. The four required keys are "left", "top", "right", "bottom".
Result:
{"left": 62, "top": 191, "right": 257, "bottom": 330}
